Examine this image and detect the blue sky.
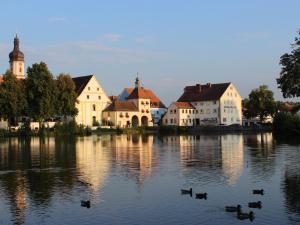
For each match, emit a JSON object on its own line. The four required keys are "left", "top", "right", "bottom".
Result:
{"left": 0, "top": 0, "right": 299, "bottom": 104}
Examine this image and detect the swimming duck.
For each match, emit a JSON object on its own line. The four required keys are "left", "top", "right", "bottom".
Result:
{"left": 248, "top": 201, "right": 262, "bottom": 209}
{"left": 253, "top": 189, "right": 264, "bottom": 195}
{"left": 237, "top": 211, "right": 254, "bottom": 221}
{"left": 181, "top": 188, "right": 192, "bottom": 195}
{"left": 225, "top": 204, "right": 241, "bottom": 212}
{"left": 195, "top": 193, "right": 207, "bottom": 199}
{"left": 81, "top": 200, "right": 91, "bottom": 208}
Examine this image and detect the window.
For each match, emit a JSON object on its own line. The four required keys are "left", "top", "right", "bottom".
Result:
{"left": 97, "top": 88, "right": 99, "bottom": 91}
{"left": 88, "top": 87, "right": 91, "bottom": 91}
{"left": 224, "top": 109, "right": 226, "bottom": 113}
{"left": 200, "top": 109, "right": 203, "bottom": 114}
{"left": 19, "top": 67, "right": 22, "bottom": 73}
{"left": 157, "top": 111, "right": 159, "bottom": 114}
{"left": 182, "top": 110, "right": 184, "bottom": 113}
{"left": 87, "top": 95, "right": 89, "bottom": 99}
{"left": 189, "top": 110, "right": 191, "bottom": 114}
{"left": 170, "top": 110, "right": 173, "bottom": 114}
{"left": 170, "top": 119, "right": 173, "bottom": 124}
{"left": 93, "top": 104, "right": 96, "bottom": 111}
{"left": 174, "top": 109, "right": 177, "bottom": 113}
{"left": 189, "top": 119, "right": 191, "bottom": 123}
{"left": 213, "top": 101, "right": 217, "bottom": 104}
{"left": 98, "top": 95, "right": 101, "bottom": 100}
{"left": 223, "top": 117, "right": 227, "bottom": 122}
{"left": 200, "top": 102, "right": 204, "bottom": 106}
{"left": 165, "top": 119, "right": 168, "bottom": 124}
{"left": 213, "top": 109, "right": 217, "bottom": 113}
{"left": 196, "top": 110, "right": 198, "bottom": 114}
{"left": 174, "top": 119, "right": 177, "bottom": 123}
{"left": 185, "top": 110, "right": 188, "bottom": 113}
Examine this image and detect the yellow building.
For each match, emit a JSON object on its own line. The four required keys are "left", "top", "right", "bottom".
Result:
{"left": 102, "top": 77, "right": 153, "bottom": 127}
{"left": 73, "top": 75, "right": 111, "bottom": 126}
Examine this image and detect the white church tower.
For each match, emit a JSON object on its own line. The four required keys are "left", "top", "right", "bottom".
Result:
{"left": 9, "top": 34, "right": 25, "bottom": 79}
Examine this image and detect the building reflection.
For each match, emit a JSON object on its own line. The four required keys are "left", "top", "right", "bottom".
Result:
{"left": 107, "top": 135, "right": 158, "bottom": 187}
{"left": 76, "top": 136, "right": 110, "bottom": 195}
{"left": 162, "top": 134, "right": 244, "bottom": 185}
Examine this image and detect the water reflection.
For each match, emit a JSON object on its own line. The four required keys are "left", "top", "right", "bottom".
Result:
{"left": 0, "top": 133, "right": 299, "bottom": 225}
{"left": 162, "top": 135, "right": 244, "bottom": 185}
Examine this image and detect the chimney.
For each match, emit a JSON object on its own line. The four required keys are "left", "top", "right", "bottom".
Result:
{"left": 196, "top": 83, "right": 201, "bottom": 92}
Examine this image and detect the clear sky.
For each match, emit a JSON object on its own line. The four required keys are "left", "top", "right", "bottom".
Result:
{"left": 0, "top": 0, "right": 299, "bottom": 105}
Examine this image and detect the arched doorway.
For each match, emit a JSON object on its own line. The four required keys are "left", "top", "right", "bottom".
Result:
{"left": 141, "top": 116, "right": 148, "bottom": 126}
{"left": 132, "top": 116, "right": 139, "bottom": 127}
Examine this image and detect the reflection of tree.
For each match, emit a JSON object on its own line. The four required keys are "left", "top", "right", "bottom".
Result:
{"left": 283, "top": 171, "right": 300, "bottom": 214}
{"left": 244, "top": 133, "right": 276, "bottom": 180}
{"left": 0, "top": 137, "right": 78, "bottom": 224}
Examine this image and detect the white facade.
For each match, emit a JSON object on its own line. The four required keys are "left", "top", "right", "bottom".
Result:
{"left": 75, "top": 75, "right": 111, "bottom": 127}
{"left": 163, "top": 83, "right": 242, "bottom": 126}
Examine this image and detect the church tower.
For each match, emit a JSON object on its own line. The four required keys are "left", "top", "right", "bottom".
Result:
{"left": 9, "top": 34, "right": 25, "bottom": 79}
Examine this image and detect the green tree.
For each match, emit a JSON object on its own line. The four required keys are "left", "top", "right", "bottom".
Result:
{"left": 244, "top": 85, "right": 276, "bottom": 123}
{"left": 0, "top": 70, "right": 27, "bottom": 127}
{"left": 26, "top": 62, "right": 56, "bottom": 123}
{"left": 55, "top": 73, "right": 78, "bottom": 118}
{"left": 277, "top": 30, "right": 300, "bottom": 98}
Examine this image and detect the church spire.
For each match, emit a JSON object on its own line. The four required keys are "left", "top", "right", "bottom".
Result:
{"left": 135, "top": 73, "right": 141, "bottom": 88}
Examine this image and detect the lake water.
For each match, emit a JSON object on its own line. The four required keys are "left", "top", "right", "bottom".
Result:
{"left": 0, "top": 133, "right": 299, "bottom": 225}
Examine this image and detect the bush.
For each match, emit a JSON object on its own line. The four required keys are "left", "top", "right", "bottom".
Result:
{"left": 273, "top": 112, "right": 300, "bottom": 135}
{"left": 54, "top": 121, "right": 91, "bottom": 136}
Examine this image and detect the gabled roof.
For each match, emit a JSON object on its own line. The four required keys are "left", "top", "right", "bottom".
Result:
{"left": 103, "top": 101, "right": 139, "bottom": 112}
{"left": 174, "top": 102, "right": 195, "bottom": 109}
{"left": 72, "top": 75, "right": 93, "bottom": 96}
{"left": 124, "top": 87, "right": 166, "bottom": 108}
{"left": 177, "top": 82, "right": 231, "bottom": 102}
{"left": 127, "top": 87, "right": 151, "bottom": 99}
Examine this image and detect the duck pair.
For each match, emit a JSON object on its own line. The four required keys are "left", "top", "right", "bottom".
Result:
{"left": 181, "top": 188, "right": 207, "bottom": 200}
{"left": 81, "top": 200, "right": 91, "bottom": 208}
{"left": 248, "top": 201, "right": 262, "bottom": 209}
{"left": 237, "top": 211, "right": 254, "bottom": 221}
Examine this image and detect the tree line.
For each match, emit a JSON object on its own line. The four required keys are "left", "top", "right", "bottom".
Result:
{"left": 0, "top": 62, "right": 78, "bottom": 128}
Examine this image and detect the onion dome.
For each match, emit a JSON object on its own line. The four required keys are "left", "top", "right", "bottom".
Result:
{"left": 9, "top": 34, "right": 24, "bottom": 62}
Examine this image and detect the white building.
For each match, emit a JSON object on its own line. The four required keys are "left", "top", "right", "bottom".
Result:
{"left": 72, "top": 75, "right": 111, "bottom": 127}
{"left": 163, "top": 82, "right": 242, "bottom": 126}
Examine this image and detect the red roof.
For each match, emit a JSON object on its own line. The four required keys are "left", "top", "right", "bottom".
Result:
{"left": 177, "top": 83, "right": 231, "bottom": 102}
{"left": 125, "top": 87, "right": 166, "bottom": 108}
{"left": 103, "top": 101, "right": 139, "bottom": 112}
{"left": 0, "top": 76, "right": 3, "bottom": 84}
{"left": 174, "top": 102, "right": 195, "bottom": 109}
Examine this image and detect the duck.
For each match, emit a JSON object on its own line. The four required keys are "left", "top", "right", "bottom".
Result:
{"left": 237, "top": 211, "right": 254, "bottom": 221}
{"left": 248, "top": 201, "right": 262, "bottom": 209}
{"left": 225, "top": 204, "right": 241, "bottom": 212}
{"left": 253, "top": 189, "right": 264, "bottom": 195}
{"left": 81, "top": 200, "right": 91, "bottom": 208}
{"left": 181, "top": 188, "right": 192, "bottom": 195}
{"left": 195, "top": 193, "right": 207, "bottom": 199}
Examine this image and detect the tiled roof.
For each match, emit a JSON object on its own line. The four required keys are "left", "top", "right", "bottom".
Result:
{"left": 103, "top": 101, "right": 139, "bottom": 112}
{"left": 127, "top": 87, "right": 150, "bottom": 99}
{"left": 174, "top": 102, "right": 195, "bottom": 109}
{"left": 177, "top": 83, "right": 231, "bottom": 102}
{"left": 72, "top": 75, "right": 93, "bottom": 95}
{"left": 125, "top": 87, "right": 166, "bottom": 108}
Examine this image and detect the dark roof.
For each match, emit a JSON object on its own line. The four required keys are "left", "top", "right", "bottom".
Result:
{"left": 103, "top": 101, "right": 138, "bottom": 112}
{"left": 72, "top": 75, "right": 93, "bottom": 95}
{"left": 9, "top": 35, "right": 24, "bottom": 62}
{"left": 177, "top": 83, "right": 231, "bottom": 102}
{"left": 174, "top": 102, "right": 195, "bottom": 109}
{"left": 125, "top": 87, "right": 166, "bottom": 108}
